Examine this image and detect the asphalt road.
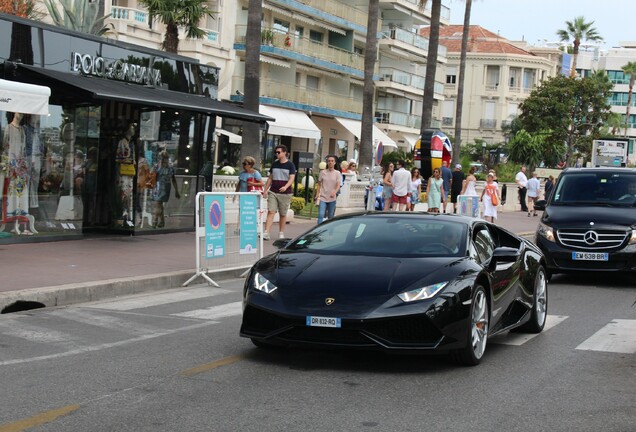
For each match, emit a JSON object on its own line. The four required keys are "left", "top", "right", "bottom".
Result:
{"left": 1, "top": 274, "right": 634, "bottom": 432}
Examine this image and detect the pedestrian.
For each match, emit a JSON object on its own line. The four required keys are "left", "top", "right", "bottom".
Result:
{"left": 382, "top": 162, "right": 394, "bottom": 211}
{"left": 515, "top": 165, "right": 529, "bottom": 212}
{"left": 544, "top": 175, "right": 555, "bottom": 200}
{"left": 450, "top": 163, "right": 465, "bottom": 213}
{"left": 460, "top": 166, "right": 478, "bottom": 196}
{"left": 391, "top": 159, "right": 411, "bottom": 212}
{"left": 426, "top": 167, "right": 445, "bottom": 214}
{"left": 480, "top": 172, "right": 500, "bottom": 223}
{"left": 527, "top": 171, "right": 541, "bottom": 217}
{"left": 235, "top": 156, "right": 263, "bottom": 193}
{"left": 262, "top": 145, "right": 296, "bottom": 240}
{"left": 315, "top": 155, "right": 342, "bottom": 224}
{"left": 409, "top": 167, "right": 422, "bottom": 211}
{"left": 441, "top": 160, "right": 452, "bottom": 213}
{"left": 348, "top": 159, "right": 359, "bottom": 178}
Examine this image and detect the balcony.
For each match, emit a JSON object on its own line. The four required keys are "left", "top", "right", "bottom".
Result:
{"left": 234, "top": 26, "right": 364, "bottom": 77}
{"left": 480, "top": 119, "right": 497, "bottom": 129}
{"left": 232, "top": 76, "right": 362, "bottom": 115}
{"left": 110, "top": 6, "right": 149, "bottom": 26}
{"left": 375, "top": 110, "right": 422, "bottom": 129}
{"left": 290, "top": 0, "right": 369, "bottom": 29}
{"left": 379, "top": 0, "right": 451, "bottom": 23}
{"left": 379, "top": 27, "right": 447, "bottom": 62}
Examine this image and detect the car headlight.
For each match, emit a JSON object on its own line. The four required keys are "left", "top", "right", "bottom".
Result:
{"left": 253, "top": 272, "right": 278, "bottom": 294}
{"left": 537, "top": 222, "right": 555, "bottom": 242}
{"left": 398, "top": 282, "right": 448, "bottom": 303}
{"left": 630, "top": 230, "right": 636, "bottom": 244}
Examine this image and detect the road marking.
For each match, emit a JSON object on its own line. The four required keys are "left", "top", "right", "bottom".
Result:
{"left": 49, "top": 309, "right": 165, "bottom": 337}
{"left": 0, "top": 320, "right": 77, "bottom": 345}
{"left": 0, "top": 404, "right": 80, "bottom": 432}
{"left": 84, "top": 287, "right": 231, "bottom": 311}
{"left": 492, "top": 315, "right": 569, "bottom": 346}
{"left": 180, "top": 354, "right": 245, "bottom": 377}
{"left": 576, "top": 319, "right": 636, "bottom": 354}
{"left": 171, "top": 301, "right": 242, "bottom": 320}
{"left": 0, "top": 321, "right": 215, "bottom": 367}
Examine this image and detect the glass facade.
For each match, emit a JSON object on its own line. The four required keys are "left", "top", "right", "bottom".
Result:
{"left": 0, "top": 15, "right": 221, "bottom": 242}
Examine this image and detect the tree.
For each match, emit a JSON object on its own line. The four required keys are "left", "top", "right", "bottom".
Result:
{"left": 241, "top": 0, "right": 263, "bottom": 168}
{"left": 621, "top": 61, "right": 636, "bottom": 137}
{"left": 519, "top": 74, "right": 612, "bottom": 166}
{"left": 508, "top": 130, "right": 544, "bottom": 172}
{"left": 44, "top": 0, "right": 112, "bottom": 36}
{"left": 359, "top": 0, "right": 380, "bottom": 176}
{"left": 420, "top": 0, "right": 441, "bottom": 129}
{"left": 452, "top": 0, "right": 472, "bottom": 166}
{"left": 556, "top": 16, "right": 602, "bottom": 77}
{"left": 138, "top": 0, "right": 214, "bottom": 52}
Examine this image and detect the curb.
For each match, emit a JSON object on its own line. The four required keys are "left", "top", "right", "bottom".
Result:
{"left": 0, "top": 267, "right": 250, "bottom": 313}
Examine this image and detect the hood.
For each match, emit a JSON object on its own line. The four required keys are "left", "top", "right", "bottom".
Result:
{"left": 256, "top": 251, "right": 463, "bottom": 316}
{"left": 543, "top": 205, "right": 636, "bottom": 229}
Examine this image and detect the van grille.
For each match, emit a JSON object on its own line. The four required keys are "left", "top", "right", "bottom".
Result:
{"left": 557, "top": 229, "right": 628, "bottom": 250}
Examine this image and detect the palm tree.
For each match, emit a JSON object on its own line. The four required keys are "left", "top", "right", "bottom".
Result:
{"left": 359, "top": 0, "right": 380, "bottom": 175}
{"left": 420, "top": 0, "right": 441, "bottom": 130}
{"left": 452, "top": 0, "right": 472, "bottom": 166}
{"left": 138, "top": 0, "right": 214, "bottom": 52}
{"left": 621, "top": 61, "right": 636, "bottom": 137}
{"left": 241, "top": 0, "right": 263, "bottom": 168}
{"left": 44, "top": 0, "right": 112, "bottom": 36}
{"left": 556, "top": 16, "right": 602, "bottom": 77}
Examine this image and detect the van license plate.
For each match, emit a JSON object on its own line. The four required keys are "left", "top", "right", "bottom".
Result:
{"left": 572, "top": 252, "right": 608, "bottom": 261}
{"left": 306, "top": 316, "right": 341, "bottom": 328}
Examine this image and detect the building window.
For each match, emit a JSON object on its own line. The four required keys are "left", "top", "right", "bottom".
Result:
{"left": 509, "top": 67, "right": 521, "bottom": 89}
{"left": 309, "top": 30, "right": 323, "bottom": 43}
{"left": 307, "top": 75, "right": 320, "bottom": 90}
{"left": 446, "top": 66, "right": 457, "bottom": 85}
{"left": 485, "top": 65, "right": 500, "bottom": 90}
{"left": 523, "top": 69, "right": 536, "bottom": 90}
{"left": 294, "top": 26, "right": 304, "bottom": 39}
{"left": 273, "top": 19, "right": 290, "bottom": 35}
{"left": 354, "top": 46, "right": 363, "bottom": 55}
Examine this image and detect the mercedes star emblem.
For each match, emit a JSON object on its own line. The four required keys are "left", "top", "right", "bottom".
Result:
{"left": 325, "top": 298, "right": 335, "bottom": 306}
{"left": 584, "top": 230, "right": 598, "bottom": 245}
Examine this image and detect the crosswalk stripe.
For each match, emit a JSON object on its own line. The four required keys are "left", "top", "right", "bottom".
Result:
{"left": 171, "top": 301, "right": 243, "bottom": 320}
{"left": 0, "top": 320, "right": 76, "bottom": 344}
{"left": 49, "top": 309, "right": 164, "bottom": 337}
{"left": 84, "top": 287, "right": 231, "bottom": 311}
{"left": 576, "top": 319, "right": 636, "bottom": 354}
{"left": 491, "top": 315, "right": 569, "bottom": 346}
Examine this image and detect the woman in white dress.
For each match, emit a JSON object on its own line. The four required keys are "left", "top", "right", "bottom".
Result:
{"left": 460, "top": 166, "right": 478, "bottom": 196}
{"left": 480, "top": 172, "right": 501, "bottom": 223}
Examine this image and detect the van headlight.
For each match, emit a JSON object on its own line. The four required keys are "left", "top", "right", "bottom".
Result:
{"left": 537, "top": 222, "right": 555, "bottom": 242}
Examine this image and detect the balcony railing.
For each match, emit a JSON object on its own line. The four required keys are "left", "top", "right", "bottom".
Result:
{"left": 299, "top": 0, "right": 369, "bottom": 28}
{"left": 110, "top": 6, "right": 149, "bottom": 26}
{"left": 480, "top": 119, "right": 497, "bottom": 129}
{"left": 381, "top": 27, "right": 447, "bottom": 57}
{"left": 375, "top": 110, "right": 422, "bottom": 129}
{"left": 383, "top": 0, "right": 451, "bottom": 21}
{"left": 232, "top": 76, "right": 362, "bottom": 114}
{"left": 235, "top": 26, "right": 364, "bottom": 73}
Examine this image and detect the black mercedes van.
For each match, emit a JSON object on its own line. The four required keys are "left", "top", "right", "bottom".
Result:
{"left": 534, "top": 167, "right": 636, "bottom": 278}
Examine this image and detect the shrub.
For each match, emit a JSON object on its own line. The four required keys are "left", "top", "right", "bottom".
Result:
{"left": 290, "top": 197, "right": 306, "bottom": 213}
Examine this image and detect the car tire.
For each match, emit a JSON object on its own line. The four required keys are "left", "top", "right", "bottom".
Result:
{"left": 518, "top": 266, "right": 548, "bottom": 333}
{"left": 451, "top": 285, "right": 489, "bottom": 366}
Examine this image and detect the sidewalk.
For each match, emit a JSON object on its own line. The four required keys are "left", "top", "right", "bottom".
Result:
{"left": 0, "top": 210, "right": 540, "bottom": 311}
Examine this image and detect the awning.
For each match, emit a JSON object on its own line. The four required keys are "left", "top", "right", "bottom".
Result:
{"left": 260, "top": 105, "right": 321, "bottom": 140}
{"left": 260, "top": 55, "right": 291, "bottom": 68}
{"left": 0, "top": 79, "right": 50, "bottom": 115}
{"left": 16, "top": 65, "right": 272, "bottom": 124}
{"left": 402, "top": 133, "right": 420, "bottom": 150}
{"left": 216, "top": 128, "right": 242, "bottom": 144}
{"left": 335, "top": 118, "right": 398, "bottom": 148}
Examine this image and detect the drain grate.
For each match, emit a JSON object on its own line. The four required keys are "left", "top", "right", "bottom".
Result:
{"left": 1, "top": 300, "right": 46, "bottom": 314}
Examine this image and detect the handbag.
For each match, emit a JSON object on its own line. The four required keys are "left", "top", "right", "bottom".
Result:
{"left": 247, "top": 175, "right": 263, "bottom": 192}
{"left": 119, "top": 163, "right": 136, "bottom": 176}
{"left": 490, "top": 189, "right": 499, "bottom": 206}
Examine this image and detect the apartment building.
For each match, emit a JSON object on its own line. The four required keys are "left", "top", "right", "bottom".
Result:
{"left": 99, "top": 0, "right": 451, "bottom": 165}
{"left": 421, "top": 25, "right": 557, "bottom": 145}
{"left": 577, "top": 43, "right": 636, "bottom": 162}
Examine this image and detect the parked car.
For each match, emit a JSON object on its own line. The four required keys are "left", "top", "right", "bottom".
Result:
{"left": 241, "top": 212, "right": 548, "bottom": 366}
{"left": 534, "top": 167, "right": 636, "bottom": 279}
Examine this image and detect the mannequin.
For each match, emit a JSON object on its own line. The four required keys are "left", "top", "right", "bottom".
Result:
{"left": 1, "top": 112, "right": 37, "bottom": 235}
{"left": 24, "top": 114, "right": 43, "bottom": 208}
{"left": 116, "top": 124, "right": 136, "bottom": 224}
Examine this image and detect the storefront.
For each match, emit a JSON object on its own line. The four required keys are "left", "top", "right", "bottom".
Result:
{"left": 0, "top": 14, "right": 270, "bottom": 243}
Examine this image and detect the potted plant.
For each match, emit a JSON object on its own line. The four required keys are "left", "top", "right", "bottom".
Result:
{"left": 261, "top": 29, "right": 274, "bottom": 45}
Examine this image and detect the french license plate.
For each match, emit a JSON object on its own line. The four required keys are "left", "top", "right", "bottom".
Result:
{"left": 306, "top": 316, "right": 341, "bottom": 328}
{"left": 572, "top": 252, "right": 609, "bottom": 261}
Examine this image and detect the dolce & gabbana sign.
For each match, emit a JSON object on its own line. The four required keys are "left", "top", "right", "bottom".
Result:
{"left": 71, "top": 52, "right": 162, "bottom": 87}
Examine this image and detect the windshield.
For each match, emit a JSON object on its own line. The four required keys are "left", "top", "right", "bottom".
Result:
{"left": 286, "top": 216, "right": 468, "bottom": 257}
{"left": 552, "top": 172, "right": 636, "bottom": 206}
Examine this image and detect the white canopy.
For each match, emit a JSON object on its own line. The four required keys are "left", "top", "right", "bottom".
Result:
{"left": 335, "top": 117, "right": 398, "bottom": 148}
{"left": 0, "top": 79, "right": 50, "bottom": 115}
{"left": 216, "top": 128, "right": 242, "bottom": 144}
{"left": 260, "top": 105, "right": 321, "bottom": 140}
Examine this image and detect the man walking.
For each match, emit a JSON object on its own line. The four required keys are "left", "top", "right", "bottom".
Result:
{"left": 263, "top": 145, "right": 296, "bottom": 240}
{"left": 526, "top": 171, "right": 540, "bottom": 217}
{"left": 315, "top": 155, "right": 342, "bottom": 224}
{"left": 441, "top": 161, "right": 452, "bottom": 213}
{"left": 450, "top": 163, "right": 465, "bottom": 214}
{"left": 391, "top": 159, "right": 411, "bottom": 211}
{"left": 515, "top": 165, "right": 529, "bottom": 212}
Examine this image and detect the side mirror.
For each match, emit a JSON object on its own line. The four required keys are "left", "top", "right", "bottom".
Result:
{"left": 491, "top": 246, "right": 520, "bottom": 263}
{"left": 272, "top": 238, "right": 292, "bottom": 249}
{"left": 534, "top": 199, "right": 547, "bottom": 211}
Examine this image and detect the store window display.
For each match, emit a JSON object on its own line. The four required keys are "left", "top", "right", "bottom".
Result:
{"left": 152, "top": 150, "right": 180, "bottom": 228}
{"left": 116, "top": 123, "right": 136, "bottom": 226}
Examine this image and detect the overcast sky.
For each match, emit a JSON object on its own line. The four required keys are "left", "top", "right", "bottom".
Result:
{"left": 451, "top": 0, "right": 635, "bottom": 50}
